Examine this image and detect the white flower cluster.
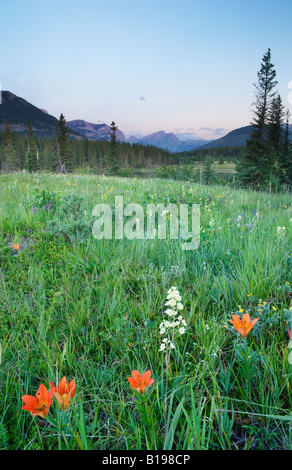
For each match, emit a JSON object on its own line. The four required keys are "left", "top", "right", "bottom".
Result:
{"left": 159, "top": 287, "right": 187, "bottom": 352}
{"left": 277, "top": 226, "right": 286, "bottom": 239}
{"left": 236, "top": 214, "right": 243, "bottom": 227}
{"left": 209, "top": 218, "right": 215, "bottom": 228}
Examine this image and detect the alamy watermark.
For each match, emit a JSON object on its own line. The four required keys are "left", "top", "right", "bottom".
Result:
{"left": 92, "top": 196, "right": 200, "bottom": 251}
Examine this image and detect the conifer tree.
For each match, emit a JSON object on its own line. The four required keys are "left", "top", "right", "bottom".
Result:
{"left": 58, "top": 113, "right": 73, "bottom": 172}
{"left": 237, "top": 48, "right": 278, "bottom": 188}
{"left": 287, "top": 143, "right": 292, "bottom": 186}
{"left": 202, "top": 156, "right": 215, "bottom": 184}
{"left": 42, "top": 137, "right": 54, "bottom": 171}
{"left": 268, "top": 94, "right": 285, "bottom": 152}
{"left": 107, "top": 121, "right": 120, "bottom": 174}
{"left": 278, "top": 110, "right": 292, "bottom": 186}
{"left": 3, "top": 123, "right": 16, "bottom": 171}
{"left": 26, "top": 120, "right": 39, "bottom": 172}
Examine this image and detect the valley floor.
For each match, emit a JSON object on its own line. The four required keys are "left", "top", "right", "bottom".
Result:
{"left": 0, "top": 172, "right": 291, "bottom": 450}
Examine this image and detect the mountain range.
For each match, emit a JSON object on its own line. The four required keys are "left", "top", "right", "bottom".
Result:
{"left": 0, "top": 91, "right": 60, "bottom": 137}
{"left": 125, "top": 130, "right": 209, "bottom": 152}
{"left": 201, "top": 123, "right": 292, "bottom": 149}
{"left": 67, "top": 119, "right": 211, "bottom": 152}
{"left": 1, "top": 91, "right": 291, "bottom": 152}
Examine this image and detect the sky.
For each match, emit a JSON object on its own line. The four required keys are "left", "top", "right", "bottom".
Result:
{"left": 0, "top": 0, "right": 292, "bottom": 140}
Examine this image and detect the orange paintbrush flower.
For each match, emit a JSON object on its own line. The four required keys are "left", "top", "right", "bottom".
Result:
{"left": 127, "top": 370, "right": 155, "bottom": 394}
{"left": 13, "top": 243, "right": 20, "bottom": 250}
{"left": 49, "top": 376, "right": 76, "bottom": 411}
{"left": 229, "top": 313, "right": 259, "bottom": 338}
{"left": 21, "top": 383, "right": 56, "bottom": 418}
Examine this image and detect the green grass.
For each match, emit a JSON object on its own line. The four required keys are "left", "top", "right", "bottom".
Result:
{"left": 0, "top": 171, "right": 291, "bottom": 450}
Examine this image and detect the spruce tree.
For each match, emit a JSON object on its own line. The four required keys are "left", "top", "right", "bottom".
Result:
{"left": 58, "top": 113, "right": 73, "bottom": 172}
{"left": 42, "top": 137, "right": 54, "bottom": 171}
{"left": 278, "top": 110, "right": 292, "bottom": 186}
{"left": 268, "top": 94, "right": 285, "bottom": 152}
{"left": 107, "top": 121, "right": 120, "bottom": 174}
{"left": 237, "top": 48, "right": 278, "bottom": 188}
{"left": 26, "top": 120, "right": 39, "bottom": 172}
{"left": 3, "top": 123, "right": 16, "bottom": 172}
{"left": 202, "top": 156, "right": 215, "bottom": 184}
{"left": 287, "top": 143, "right": 292, "bottom": 186}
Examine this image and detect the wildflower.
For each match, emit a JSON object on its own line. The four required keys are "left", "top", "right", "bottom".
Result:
{"left": 166, "top": 298, "right": 177, "bottom": 308}
{"left": 229, "top": 313, "right": 259, "bottom": 338}
{"left": 13, "top": 243, "right": 20, "bottom": 250}
{"left": 127, "top": 370, "right": 155, "bottom": 394}
{"left": 209, "top": 218, "right": 215, "bottom": 228}
{"left": 277, "top": 226, "right": 286, "bottom": 240}
{"left": 21, "top": 383, "right": 56, "bottom": 418}
{"left": 159, "top": 287, "right": 187, "bottom": 353}
{"left": 49, "top": 376, "right": 76, "bottom": 411}
{"left": 165, "top": 308, "right": 176, "bottom": 317}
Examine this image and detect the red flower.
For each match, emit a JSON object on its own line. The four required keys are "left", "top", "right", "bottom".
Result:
{"left": 49, "top": 376, "right": 76, "bottom": 411}
{"left": 21, "top": 383, "right": 56, "bottom": 418}
{"left": 229, "top": 313, "right": 259, "bottom": 338}
{"left": 127, "top": 370, "right": 155, "bottom": 394}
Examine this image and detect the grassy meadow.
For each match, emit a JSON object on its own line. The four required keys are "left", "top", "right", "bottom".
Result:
{"left": 0, "top": 171, "right": 291, "bottom": 450}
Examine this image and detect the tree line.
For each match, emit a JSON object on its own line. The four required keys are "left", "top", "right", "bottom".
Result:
{"left": 0, "top": 49, "right": 291, "bottom": 190}
{"left": 0, "top": 118, "right": 180, "bottom": 173}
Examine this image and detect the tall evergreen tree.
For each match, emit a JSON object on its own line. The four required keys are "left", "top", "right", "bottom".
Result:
{"left": 202, "top": 156, "right": 215, "bottom": 184}
{"left": 42, "top": 136, "right": 54, "bottom": 171}
{"left": 278, "top": 110, "right": 292, "bottom": 186}
{"left": 287, "top": 143, "right": 292, "bottom": 186}
{"left": 268, "top": 94, "right": 285, "bottom": 152}
{"left": 26, "top": 120, "right": 39, "bottom": 172}
{"left": 237, "top": 48, "right": 278, "bottom": 188}
{"left": 2, "top": 123, "right": 16, "bottom": 171}
{"left": 253, "top": 48, "right": 278, "bottom": 139}
{"left": 107, "top": 121, "right": 120, "bottom": 174}
{"left": 57, "top": 113, "right": 72, "bottom": 172}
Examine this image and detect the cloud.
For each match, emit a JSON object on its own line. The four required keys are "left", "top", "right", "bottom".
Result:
{"left": 213, "top": 128, "right": 229, "bottom": 135}
{"left": 199, "top": 127, "right": 229, "bottom": 136}
{"left": 199, "top": 127, "right": 212, "bottom": 131}
{"left": 126, "top": 96, "right": 146, "bottom": 102}
{"left": 174, "top": 127, "right": 196, "bottom": 133}
{"left": 175, "top": 130, "right": 200, "bottom": 141}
